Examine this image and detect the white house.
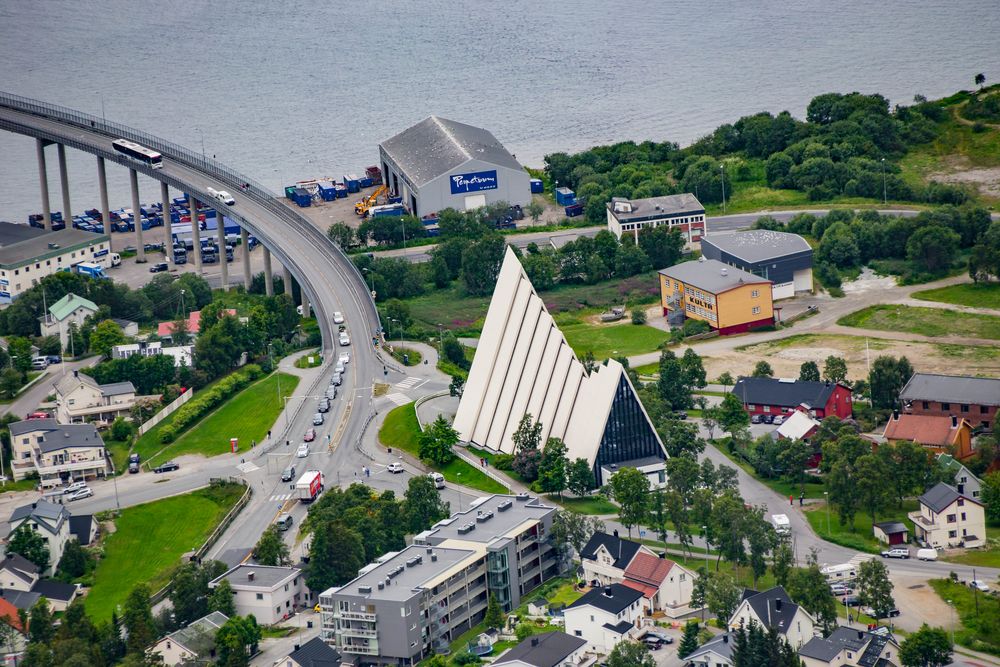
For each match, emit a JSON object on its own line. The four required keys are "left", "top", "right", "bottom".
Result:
{"left": 729, "top": 587, "right": 816, "bottom": 651}
{"left": 621, "top": 552, "right": 697, "bottom": 618}
{"left": 150, "top": 611, "right": 228, "bottom": 666}
{"left": 274, "top": 636, "right": 343, "bottom": 667}
{"left": 687, "top": 633, "right": 735, "bottom": 667}
{"left": 606, "top": 194, "right": 706, "bottom": 243}
{"left": 909, "top": 482, "right": 986, "bottom": 549}
{"left": 7, "top": 500, "right": 72, "bottom": 576}
{"left": 564, "top": 583, "right": 644, "bottom": 655}
{"left": 111, "top": 341, "right": 194, "bottom": 367}
{"left": 208, "top": 565, "right": 304, "bottom": 625}
{"left": 54, "top": 371, "right": 137, "bottom": 424}
{"left": 579, "top": 532, "right": 654, "bottom": 588}
{"left": 8, "top": 418, "right": 109, "bottom": 487}
{"left": 38, "top": 293, "right": 98, "bottom": 351}
{"left": 493, "top": 631, "right": 586, "bottom": 667}
{"left": 798, "top": 626, "right": 900, "bottom": 667}
{"left": 0, "top": 554, "right": 40, "bottom": 592}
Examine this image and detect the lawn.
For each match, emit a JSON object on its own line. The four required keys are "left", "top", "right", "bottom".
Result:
{"left": 547, "top": 495, "right": 618, "bottom": 515}
{"left": 437, "top": 344, "right": 475, "bottom": 380}
{"left": 940, "top": 522, "right": 1000, "bottom": 567}
{"left": 928, "top": 579, "right": 1000, "bottom": 656}
{"left": 84, "top": 482, "right": 244, "bottom": 621}
{"left": 912, "top": 283, "right": 1000, "bottom": 309}
{"left": 838, "top": 305, "right": 1000, "bottom": 341}
{"left": 713, "top": 441, "right": 828, "bottom": 499}
{"left": 389, "top": 346, "right": 423, "bottom": 366}
{"left": 104, "top": 438, "right": 131, "bottom": 475}
{"left": 634, "top": 361, "right": 659, "bottom": 376}
{"left": 378, "top": 403, "right": 508, "bottom": 495}
{"left": 803, "top": 499, "right": 919, "bottom": 554}
{"left": 145, "top": 372, "right": 299, "bottom": 467}
{"left": 558, "top": 318, "right": 669, "bottom": 360}
{"left": 294, "top": 350, "right": 323, "bottom": 368}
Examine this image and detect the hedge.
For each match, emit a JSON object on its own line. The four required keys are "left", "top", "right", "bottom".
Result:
{"left": 158, "top": 364, "right": 263, "bottom": 443}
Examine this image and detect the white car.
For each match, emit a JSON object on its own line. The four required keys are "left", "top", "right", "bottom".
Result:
{"left": 333, "top": 312, "right": 344, "bottom": 324}
{"left": 64, "top": 487, "right": 93, "bottom": 502}
{"left": 208, "top": 187, "right": 235, "bottom": 206}
{"left": 62, "top": 481, "right": 88, "bottom": 494}
{"left": 339, "top": 352, "right": 350, "bottom": 366}
{"left": 296, "top": 444, "right": 310, "bottom": 458}
{"left": 335, "top": 362, "right": 345, "bottom": 375}
{"left": 387, "top": 462, "right": 404, "bottom": 474}
{"left": 331, "top": 372, "right": 343, "bottom": 386}
{"left": 970, "top": 580, "right": 990, "bottom": 592}
{"left": 339, "top": 333, "right": 351, "bottom": 346}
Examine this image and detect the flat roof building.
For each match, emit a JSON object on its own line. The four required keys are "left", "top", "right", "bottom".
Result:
{"left": 378, "top": 116, "right": 530, "bottom": 218}
{"left": 658, "top": 258, "right": 773, "bottom": 334}
{"left": 0, "top": 222, "right": 111, "bottom": 304}
{"left": 900, "top": 373, "right": 1000, "bottom": 430}
{"left": 606, "top": 193, "right": 705, "bottom": 242}
{"left": 700, "top": 230, "right": 813, "bottom": 300}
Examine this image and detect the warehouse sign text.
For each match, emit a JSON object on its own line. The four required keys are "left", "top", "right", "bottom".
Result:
{"left": 450, "top": 170, "right": 498, "bottom": 194}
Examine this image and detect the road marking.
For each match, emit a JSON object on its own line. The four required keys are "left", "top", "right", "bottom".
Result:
{"left": 396, "top": 376, "right": 421, "bottom": 389}
{"left": 269, "top": 493, "right": 292, "bottom": 502}
{"left": 386, "top": 392, "right": 410, "bottom": 406}
{"left": 236, "top": 461, "right": 260, "bottom": 473}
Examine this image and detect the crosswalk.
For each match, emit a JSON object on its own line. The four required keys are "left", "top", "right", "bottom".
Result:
{"left": 269, "top": 493, "right": 293, "bottom": 502}
{"left": 398, "top": 376, "right": 431, "bottom": 390}
{"left": 236, "top": 461, "right": 260, "bottom": 473}
{"left": 386, "top": 392, "right": 411, "bottom": 406}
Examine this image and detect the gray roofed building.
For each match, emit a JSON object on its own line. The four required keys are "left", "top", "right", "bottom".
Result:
{"left": 579, "top": 532, "right": 644, "bottom": 571}
{"left": 151, "top": 610, "right": 229, "bottom": 665}
{"left": 54, "top": 371, "right": 137, "bottom": 425}
{"left": 30, "top": 579, "right": 77, "bottom": 607}
{"left": 9, "top": 499, "right": 70, "bottom": 534}
{"left": 8, "top": 418, "right": 109, "bottom": 487}
{"left": 918, "top": 482, "right": 979, "bottom": 514}
{"left": 0, "top": 553, "right": 39, "bottom": 588}
{"left": 329, "top": 544, "right": 475, "bottom": 604}
{"left": 208, "top": 565, "right": 304, "bottom": 625}
{"left": 900, "top": 373, "right": 1000, "bottom": 406}
{"left": 282, "top": 636, "right": 342, "bottom": 667}
{"left": 702, "top": 230, "right": 811, "bottom": 263}
{"left": 100, "top": 381, "right": 137, "bottom": 396}
{"left": 0, "top": 223, "right": 112, "bottom": 304}
{"left": 799, "top": 626, "right": 899, "bottom": 667}
{"left": 566, "top": 583, "right": 643, "bottom": 615}
{"left": 415, "top": 494, "right": 555, "bottom": 545}
{"left": 659, "top": 259, "right": 770, "bottom": 294}
{"left": 729, "top": 586, "right": 816, "bottom": 650}
{"left": 9, "top": 419, "right": 106, "bottom": 454}
{"left": 686, "top": 632, "right": 735, "bottom": 667}
{"left": 493, "top": 631, "right": 585, "bottom": 667}
{"left": 0, "top": 589, "right": 41, "bottom": 611}
{"left": 608, "top": 194, "right": 704, "bottom": 223}
{"left": 69, "top": 514, "right": 96, "bottom": 545}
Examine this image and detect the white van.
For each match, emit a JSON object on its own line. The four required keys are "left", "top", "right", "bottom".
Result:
{"left": 771, "top": 514, "right": 791, "bottom": 535}
{"left": 916, "top": 548, "right": 938, "bottom": 561}
{"left": 820, "top": 563, "right": 857, "bottom": 583}
{"left": 428, "top": 472, "right": 445, "bottom": 489}
{"left": 110, "top": 252, "right": 121, "bottom": 267}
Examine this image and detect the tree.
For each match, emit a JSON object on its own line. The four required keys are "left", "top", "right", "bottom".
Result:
{"left": 567, "top": 457, "right": 594, "bottom": 497}
{"left": 681, "top": 348, "right": 707, "bottom": 388}
{"left": 777, "top": 440, "right": 813, "bottom": 494}
{"left": 511, "top": 414, "right": 543, "bottom": 482}
{"left": 418, "top": 416, "right": 458, "bottom": 466}
{"left": 705, "top": 572, "right": 741, "bottom": 622}
{"left": 461, "top": 233, "right": 506, "bottom": 295}
{"left": 786, "top": 551, "right": 837, "bottom": 633}
{"left": 307, "top": 521, "right": 365, "bottom": 591}
{"left": 89, "top": 319, "right": 128, "bottom": 358}
{"left": 253, "top": 525, "right": 290, "bottom": 566}
{"left": 0, "top": 368, "right": 22, "bottom": 399}
{"left": 878, "top": 440, "right": 938, "bottom": 507}
{"left": 906, "top": 226, "right": 960, "bottom": 273}
{"left": 484, "top": 593, "right": 504, "bottom": 629}
{"left": 57, "top": 539, "right": 89, "bottom": 579}
{"left": 982, "top": 472, "right": 1000, "bottom": 523}
{"left": 607, "top": 640, "right": 655, "bottom": 667}
{"left": 28, "top": 597, "right": 54, "bottom": 644}
{"left": 657, "top": 349, "right": 694, "bottom": 410}
{"left": 327, "top": 222, "right": 355, "bottom": 249}
{"left": 550, "top": 510, "right": 604, "bottom": 564}
{"left": 717, "top": 392, "right": 750, "bottom": 433}
{"left": 403, "top": 475, "right": 450, "bottom": 534}
{"left": 609, "top": 467, "right": 650, "bottom": 537}
{"left": 856, "top": 559, "right": 895, "bottom": 623}
{"left": 527, "top": 200, "right": 544, "bottom": 223}
{"left": 711, "top": 492, "right": 748, "bottom": 570}
{"left": 869, "top": 355, "right": 913, "bottom": 410}
{"left": 855, "top": 453, "right": 893, "bottom": 526}
{"left": 678, "top": 620, "right": 700, "bottom": 658}
{"left": 216, "top": 615, "right": 261, "bottom": 667}
{"left": 730, "top": 621, "right": 801, "bottom": 667}
{"left": 208, "top": 579, "right": 236, "bottom": 616}
{"left": 8, "top": 337, "right": 33, "bottom": 374}
{"left": 900, "top": 624, "right": 952, "bottom": 667}
{"left": 745, "top": 507, "right": 774, "bottom": 588}
{"left": 123, "top": 584, "right": 156, "bottom": 655}
{"left": 771, "top": 535, "right": 794, "bottom": 587}
{"left": 690, "top": 568, "right": 709, "bottom": 622}
{"left": 823, "top": 355, "right": 849, "bottom": 383}
{"left": 752, "top": 361, "right": 773, "bottom": 377}
{"left": 718, "top": 371, "right": 734, "bottom": 391}
{"left": 537, "top": 437, "right": 568, "bottom": 496}
{"left": 975, "top": 73, "right": 986, "bottom": 89}
{"left": 658, "top": 418, "right": 705, "bottom": 458}
{"left": 7, "top": 524, "right": 49, "bottom": 572}
{"left": 798, "top": 361, "right": 820, "bottom": 382}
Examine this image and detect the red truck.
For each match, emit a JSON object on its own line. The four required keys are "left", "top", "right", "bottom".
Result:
{"left": 295, "top": 470, "right": 324, "bottom": 502}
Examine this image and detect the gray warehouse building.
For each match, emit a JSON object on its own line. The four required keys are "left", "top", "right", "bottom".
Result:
{"left": 700, "top": 229, "right": 813, "bottom": 300}
{"left": 378, "top": 116, "right": 531, "bottom": 217}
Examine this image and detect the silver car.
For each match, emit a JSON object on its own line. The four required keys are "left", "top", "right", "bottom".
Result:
{"left": 331, "top": 372, "right": 343, "bottom": 386}
{"left": 312, "top": 412, "right": 324, "bottom": 426}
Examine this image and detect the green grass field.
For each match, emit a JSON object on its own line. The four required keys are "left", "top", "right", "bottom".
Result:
{"left": 912, "top": 283, "right": 1000, "bottom": 309}
{"left": 437, "top": 344, "right": 475, "bottom": 380}
{"left": 379, "top": 403, "right": 507, "bottom": 495}
{"left": 929, "top": 579, "right": 1000, "bottom": 656}
{"left": 84, "top": 483, "right": 244, "bottom": 621}
{"left": 390, "top": 347, "right": 423, "bottom": 366}
{"left": 558, "top": 319, "right": 669, "bottom": 360}
{"left": 294, "top": 350, "right": 324, "bottom": 368}
{"left": 713, "top": 441, "right": 828, "bottom": 499}
{"left": 803, "top": 500, "right": 918, "bottom": 554}
{"left": 145, "top": 372, "right": 299, "bottom": 466}
{"left": 838, "top": 305, "right": 1000, "bottom": 341}
{"left": 546, "top": 494, "right": 618, "bottom": 515}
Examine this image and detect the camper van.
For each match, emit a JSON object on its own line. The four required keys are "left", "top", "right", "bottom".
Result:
{"left": 771, "top": 514, "right": 791, "bottom": 535}
{"left": 820, "top": 563, "right": 857, "bottom": 584}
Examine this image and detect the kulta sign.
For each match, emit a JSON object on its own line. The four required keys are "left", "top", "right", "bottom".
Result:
{"left": 450, "top": 170, "right": 498, "bottom": 194}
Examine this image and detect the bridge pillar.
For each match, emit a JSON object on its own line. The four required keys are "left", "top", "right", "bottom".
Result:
{"left": 217, "top": 210, "right": 228, "bottom": 291}
{"left": 35, "top": 139, "right": 51, "bottom": 231}
{"left": 240, "top": 228, "right": 251, "bottom": 290}
{"left": 161, "top": 182, "right": 172, "bottom": 264}
{"left": 57, "top": 144, "right": 72, "bottom": 222}
{"left": 189, "top": 194, "right": 202, "bottom": 274}
{"left": 282, "top": 265, "right": 293, "bottom": 297}
{"left": 129, "top": 169, "right": 146, "bottom": 262}
{"left": 301, "top": 291, "right": 310, "bottom": 319}
{"left": 97, "top": 157, "right": 111, "bottom": 250}
{"left": 262, "top": 247, "right": 273, "bottom": 296}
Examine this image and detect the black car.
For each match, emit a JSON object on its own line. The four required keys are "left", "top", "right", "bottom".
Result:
{"left": 149, "top": 262, "right": 169, "bottom": 273}
{"left": 672, "top": 411, "right": 688, "bottom": 420}
{"left": 153, "top": 461, "right": 179, "bottom": 473}
{"left": 46, "top": 355, "right": 62, "bottom": 364}
{"left": 174, "top": 255, "right": 188, "bottom": 265}
{"left": 128, "top": 453, "right": 140, "bottom": 474}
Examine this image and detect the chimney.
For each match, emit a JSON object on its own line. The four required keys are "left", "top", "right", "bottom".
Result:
{"left": 248, "top": 571, "right": 255, "bottom": 582}
{"left": 723, "top": 635, "right": 728, "bottom": 644}
{"left": 857, "top": 630, "right": 863, "bottom": 639}
{"left": 73, "top": 370, "right": 78, "bottom": 378}
{"left": 721, "top": 267, "right": 728, "bottom": 276}
{"left": 613, "top": 529, "right": 619, "bottom": 538}
{"left": 293, "top": 644, "right": 300, "bottom": 652}
{"left": 604, "top": 586, "right": 613, "bottom": 597}
{"left": 531, "top": 638, "right": 539, "bottom": 647}
{"left": 951, "top": 415, "right": 958, "bottom": 428}
{"left": 892, "top": 409, "right": 899, "bottom": 421}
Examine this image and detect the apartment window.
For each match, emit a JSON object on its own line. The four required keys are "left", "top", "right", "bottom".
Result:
{"left": 941, "top": 402, "right": 951, "bottom": 410}
{"left": 748, "top": 405, "right": 755, "bottom": 410}
{"left": 752, "top": 306, "right": 761, "bottom": 315}
{"left": 256, "top": 593, "right": 264, "bottom": 600}
{"left": 974, "top": 490, "right": 980, "bottom": 498}
{"left": 590, "top": 615, "right": 594, "bottom": 622}
{"left": 961, "top": 513, "right": 966, "bottom": 521}
{"left": 958, "top": 498, "right": 964, "bottom": 507}
{"left": 947, "top": 514, "right": 956, "bottom": 523}
{"left": 751, "top": 289, "right": 759, "bottom": 298}
{"left": 574, "top": 630, "right": 582, "bottom": 637}
{"left": 961, "top": 404, "right": 969, "bottom": 412}
{"left": 960, "top": 476, "right": 967, "bottom": 483}
{"left": 763, "top": 406, "right": 771, "bottom": 413}
{"left": 981, "top": 405, "right": 989, "bottom": 413}
{"left": 948, "top": 530, "right": 957, "bottom": 538}
{"left": 674, "top": 281, "right": 680, "bottom": 290}
{"left": 284, "top": 583, "right": 289, "bottom": 591}
{"left": 680, "top": 573, "right": 686, "bottom": 582}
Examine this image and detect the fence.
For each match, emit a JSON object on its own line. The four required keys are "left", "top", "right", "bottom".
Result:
{"left": 137, "top": 387, "right": 194, "bottom": 436}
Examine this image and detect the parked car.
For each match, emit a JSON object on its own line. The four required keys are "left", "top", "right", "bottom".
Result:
{"left": 312, "top": 412, "right": 324, "bottom": 426}
{"left": 830, "top": 583, "right": 853, "bottom": 596}
{"left": 759, "top": 414, "right": 773, "bottom": 424}
{"left": 750, "top": 414, "right": 762, "bottom": 424}
{"left": 772, "top": 415, "right": 785, "bottom": 425}
{"left": 333, "top": 312, "right": 344, "bottom": 324}
{"left": 65, "top": 487, "right": 93, "bottom": 502}
{"left": 387, "top": 462, "right": 404, "bottom": 474}
{"left": 339, "top": 352, "right": 351, "bottom": 366}
{"left": 31, "top": 357, "right": 49, "bottom": 370}
{"left": 303, "top": 428, "right": 316, "bottom": 442}
{"left": 154, "top": 461, "right": 180, "bottom": 473}
{"left": 149, "top": 262, "right": 169, "bottom": 273}
{"left": 645, "top": 630, "right": 673, "bottom": 644}
{"left": 335, "top": 361, "right": 346, "bottom": 375}
{"left": 331, "top": 372, "right": 343, "bottom": 386}
{"left": 970, "top": 580, "right": 991, "bottom": 592}
{"left": 642, "top": 637, "right": 664, "bottom": 650}
{"left": 174, "top": 254, "right": 188, "bottom": 265}
{"left": 842, "top": 594, "right": 861, "bottom": 606}
{"left": 862, "top": 606, "right": 900, "bottom": 618}
{"left": 62, "top": 481, "right": 88, "bottom": 494}
{"left": 296, "top": 443, "right": 310, "bottom": 458}
{"left": 916, "top": 548, "right": 938, "bottom": 561}
{"left": 881, "top": 548, "right": 910, "bottom": 559}
{"left": 46, "top": 355, "right": 62, "bottom": 364}
{"left": 128, "top": 453, "right": 140, "bottom": 474}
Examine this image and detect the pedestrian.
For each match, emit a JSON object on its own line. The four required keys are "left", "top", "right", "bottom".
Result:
{"left": 286, "top": 439, "right": 290, "bottom": 447}
{"left": 799, "top": 492, "right": 804, "bottom": 507}
{"left": 251, "top": 439, "right": 255, "bottom": 449}
{"left": 354, "top": 471, "right": 357, "bottom": 478}
{"left": 268, "top": 430, "right": 272, "bottom": 440}
{"left": 365, "top": 467, "right": 370, "bottom": 478}
{"left": 789, "top": 494, "right": 793, "bottom": 506}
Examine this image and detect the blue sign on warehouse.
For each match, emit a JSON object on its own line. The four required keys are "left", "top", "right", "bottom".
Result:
{"left": 450, "top": 170, "right": 499, "bottom": 194}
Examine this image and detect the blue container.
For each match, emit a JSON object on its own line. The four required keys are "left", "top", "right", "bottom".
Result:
{"left": 565, "top": 203, "right": 584, "bottom": 217}
{"left": 292, "top": 188, "right": 312, "bottom": 207}
{"left": 317, "top": 181, "right": 336, "bottom": 201}
{"left": 343, "top": 174, "right": 360, "bottom": 193}
{"left": 173, "top": 197, "right": 188, "bottom": 207}
{"left": 334, "top": 184, "right": 348, "bottom": 198}
{"left": 555, "top": 187, "right": 576, "bottom": 205}
{"left": 359, "top": 177, "right": 374, "bottom": 189}
{"left": 530, "top": 178, "right": 544, "bottom": 194}
{"left": 388, "top": 195, "right": 403, "bottom": 205}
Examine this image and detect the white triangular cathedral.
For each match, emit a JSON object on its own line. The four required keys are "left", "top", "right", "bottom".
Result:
{"left": 454, "top": 248, "right": 667, "bottom": 485}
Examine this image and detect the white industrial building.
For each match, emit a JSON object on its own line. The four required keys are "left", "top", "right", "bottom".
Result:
{"left": 605, "top": 193, "right": 706, "bottom": 242}
{"left": 453, "top": 249, "right": 667, "bottom": 487}
{"left": 378, "top": 116, "right": 531, "bottom": 217}
{"left": 0, "top": 222, "right": 112, "bottom": 304}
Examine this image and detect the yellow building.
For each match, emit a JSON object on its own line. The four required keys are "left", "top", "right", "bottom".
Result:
{"left": 658, "top": 258, "right": 773, "bottom": 334}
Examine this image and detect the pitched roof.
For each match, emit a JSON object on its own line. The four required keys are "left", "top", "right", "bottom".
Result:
{"left": 0, "top": 553, "right": 39, "bottom": 583}
{"left": 30, "top": 579, "right": 77, "bottom": 602}
{"left": 659, "top": 258, "right": 770, "bottom": 294}
{"left": 9, "top": 499, "right": 70, "bottom": 535}
{"left": 0, "top": 589, "right": 40, "bottom": 611}
{"left": 688, "top": 633, "right": 735, "bottom": 662}
{"left": 776, "top": 410, "right": 821, "bottom": 440}
{"left": 0, "top": 596, "right": 24, "bottom": 632}
{"left": 701, "top": 230, "right": 812, "bottom": 264}
{"left": 69, "top": 514, "right": 94, "bottom": 544}
{"left": 919, "top": 482, "right": 981, "bottom": 514}
{"left": 286, "top": 636, "right": 342, "bottom": 667}
{"left": 493, "top": 631, "right": 585, "bottom": 667}
{"left": 882, "top": 414, "right": 968, "bottom": 447}
{"left": 740, "top": 586, "right": 804, "bottom": 634}
{"left": 621, "top": 580, "right": 659, "bottom": 599}
{"left": 801, "top": 626, "right": 898, "bottom": 667}
{"left": 938, "top": 455, "right": 981, "bottom": 483}
{"left": 566, "top": 583, "right": 643, "bottom": 615}
{"left": 623, "top": 552, "right": 674, "bottom": 587}
{"left": 580, "top": 532, "right": 643, "bottom": 570}
{"left": 7, "top": 419, "right": 105, "bottom": 454}
{"left": 874, "top": 521, "right": 908, "bottom": 535}
{"left": 732, "top": 377, "right": 842, "bottom": 410}
{"left": 160, "top": 611, "right": 229, "bottom": 657}
{"left": 379, "top": 116, "right": 523, "bottom": 187}
{"left": 100, "top": 381, "right": 136, "bottom": 396}
{"left": 157, "top": 309, "right": 236, "bottom": 337}
{"left": 900, "top": 373, "right": 1000, "bottom": 407}
{"left": 602, "top": 619, "right": 635, "bottom": 635}
{"left": 47, "top": 293, "right": 98, "bottom": 322}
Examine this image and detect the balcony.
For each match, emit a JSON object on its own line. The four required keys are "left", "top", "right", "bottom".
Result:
{"left": 335, "top": 610, "right": 377, "bottom": 622}
{"left": 340, "top": 644, "right": 379, "bottom": 656}
{"left": 909, "top": 511, "right": 935, "bottom": 528}
{"left": 338, "top": 626, "right": 377, "bottom": 638}
{"left": 36, "top": 458, "right": 107, "bottom": 476}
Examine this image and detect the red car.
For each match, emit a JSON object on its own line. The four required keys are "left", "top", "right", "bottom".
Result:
{"left": 303, "top": 428, "right": 316, "bottom": 442}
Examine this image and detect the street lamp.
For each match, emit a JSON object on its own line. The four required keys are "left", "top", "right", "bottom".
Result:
{"left": 391, "top": 318, "right": 403, "bottom": 360}
{"left": 701, "top": 525, "right": 709, "bottom": 573}
{"left": 881, "top": 158, "right": 887, "bottom": 206}
{"left": 720, "top": 163, "right": 726, "bottom": 214}
{"left": 268, "top": 343, "right": 282, "bottom": 413}
{"left": 437, "top": 323, "right": 444, "bottom": 356}
{"left": 824, "top": 491, "right": 830, "bottom": 535}
{"left": 195, "top": 127, "right": 206, "bottom": 162}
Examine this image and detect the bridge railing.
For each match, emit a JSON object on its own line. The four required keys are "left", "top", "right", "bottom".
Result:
{"left": 0, "top": 91, "right": 380, "bottom": 335}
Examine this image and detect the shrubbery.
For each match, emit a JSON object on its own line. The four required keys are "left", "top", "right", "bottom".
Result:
{"left": 158, "top": 364, "right": 263, "bottom": 443}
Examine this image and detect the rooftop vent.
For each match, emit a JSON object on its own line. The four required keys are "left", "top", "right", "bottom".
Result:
{"left": 457, "top": 523, "right": 476, "bottom": 535}
{"left": 358, "top": 585, "right": 372, "bottom": 594}
{"left": 406, "top": 557, "right": 421, "bottom": 568}
{"left": 603, "top": 586, "right": 614, "bottom": 597}
{"left": 431, "top": 554, "right": 438, "bottom": 562}
{"left": 721, "top": 267, "right": 728, "bottom": 275}
{"left": 247, "top": 571, "right": 255, "bottom": 582}
{"left": 497, "top": 500, "right": 513, "bottom": 512}
{"left": 476, "top": 511, "right": 494, "bottom": 523}
{"left": 47, "top": 243, "right": 59, "bottom": 249}
{"left": 426, "top": 547, "right": 433, "bottom": 554}
{"left": 516, "top": 493, "right": 529, "bottom": 502}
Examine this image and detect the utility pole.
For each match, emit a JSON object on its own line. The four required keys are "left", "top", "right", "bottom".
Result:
{"left": 720, "top": 163, "right": 726, "bottom": 214}
{"left": 881, "top": 158, "right": 887, "bottom": 206}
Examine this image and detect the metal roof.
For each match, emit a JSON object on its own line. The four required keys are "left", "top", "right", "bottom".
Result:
{"left": 9, "top": 499, "right": 70, "bottom": 535}
{"left": 47, "top": 293, "right": 98, "bottom": 322}
{"left": 732, "top": 377, "right": 841, "bottom": 410}
{"left": 0, "top": 223, "right": 109, "bottom": 268}
{"left": 659, "top": 258, "right": 770, "bottom": 294}
{"left": 580, "top": 532, "right": 643, "bottom": 570}
{"left": 701, "top": 230, "right": 812, "bottom": 264}
{"left": 607, "top": 193, "right": 704, "bottom": 223}
{"left": 494, "top": 631, "right": 585, "bottom": 667}
{"left": 379, "top": 116, "right": 523, "bottom": 187}
{"left": 874, "top": 521, "right": 908, "bottom": 535}
{"left": 919, "top": 482, "right": 981, "bottom": 514}
{"left": 566, "top": 582, "right": 643, "bottom": 614}
{"left": 162, "top": 611, "right": 229, "bottom": 657}
{"left": 900, "top": 373, "right": 1000, "bottom": 407}
{"left": 742, "top": 586, "right": 803, "bottom": 635}
{"left": 286, "top": 636, "right": 342, "bottom": 667}
{"left": 421, "top": 494, "right": 553, "bottom": 545}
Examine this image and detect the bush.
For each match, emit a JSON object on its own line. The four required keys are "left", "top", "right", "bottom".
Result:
{"left": 631, "top": 308, "right": 647, "bottom": 325}
{"left": 159, "top": 364, "right": 263, "bottom": 443}
{"left": 492, "top": 454, "right": 514, "bottom": 470}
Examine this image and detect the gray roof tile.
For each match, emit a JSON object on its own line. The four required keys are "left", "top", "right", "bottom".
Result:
{"left": 659, "top": 258, "right": 770, "bottom": 293}
{"left": 900, "top": 373, "right": 1000, "bottom": 407}
{"left": 286, "top": 636, "right": 341, "bottom": 667}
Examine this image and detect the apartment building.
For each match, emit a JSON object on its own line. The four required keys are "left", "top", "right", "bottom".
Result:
{"left": 54, "top": 371, "right": 137, "bottom": 424}
{"left": 909, "top": 482, "right": 986, "bottom": 549}
{"left": 7, "top": 500, "right": 72, "bottom": 576}
{"left": 208, "top": 565, "right": 304, "bottom": 625}
{"left": 320, "top": 494, "right": 561, "bottom": 665}
{"left": 658, "top": 258, "right": 773, "bottom": 334}
{"left": 606, "top": 194, "right": 706, "bottom": 243}
{"left": 8, "top": 418, "right": 108, "bottom": 487}
{"left": 899, "top": 373, "right": 1000, "bottom": 430}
